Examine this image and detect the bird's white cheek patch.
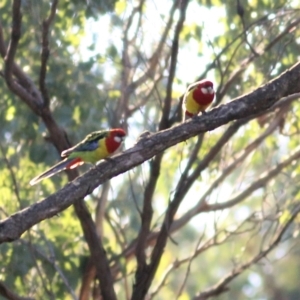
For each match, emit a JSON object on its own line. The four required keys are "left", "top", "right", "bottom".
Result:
{"left": 114, "top": 136, "right": 122, "bottom": 143}
{"left": 208, "top": 87, "right": 214, "bottom": 94}
{"left": 201, "top": 87, "right": 208, "bottom": 94}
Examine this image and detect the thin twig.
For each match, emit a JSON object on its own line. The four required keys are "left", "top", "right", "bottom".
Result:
{"left": 193, "top": 204, "right": 300, "bottom": 299}
{"left": 0, "top": 142, "right": 22, "bottom": 209}
{"left": 39, "top": 0, "right": 58, "bottom": 106}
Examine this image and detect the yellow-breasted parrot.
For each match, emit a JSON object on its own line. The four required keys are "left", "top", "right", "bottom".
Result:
{"left": 182, "top": 79, "right": 215, "bottom": 122}
{"left": 30, "top": 128, "right": 126, "bottom": 185}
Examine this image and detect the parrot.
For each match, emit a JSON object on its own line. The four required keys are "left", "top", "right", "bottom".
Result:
{"left": 29, "top": 128, "right": 126, "bottom": 185}
{"left": 182, "top": 79, "right": 215, "bottom": 122}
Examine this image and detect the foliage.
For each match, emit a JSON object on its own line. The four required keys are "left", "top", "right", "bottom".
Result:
{"left": 0, "top": 0, "right": 300, "bottom": 299}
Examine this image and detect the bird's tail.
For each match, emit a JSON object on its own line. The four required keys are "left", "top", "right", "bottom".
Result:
{"left": 29, "top": 157, "right": 83, "bottom": 186}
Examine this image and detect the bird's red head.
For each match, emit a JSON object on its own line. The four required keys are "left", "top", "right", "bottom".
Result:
{"left": 105, "top": 128, "right": 126, "bottom": 154}
{"left": 193, "top": 80, "right": 215, "bottom": 105}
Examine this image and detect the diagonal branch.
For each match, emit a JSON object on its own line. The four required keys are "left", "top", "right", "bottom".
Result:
{"left": 178, "top": 99, "right": 293, "bottom": 221}
{"left": 204, "top": 145, "right": 300, "bottom": 212}
{"left": 109, "top": 92, "right": 300, "bottom": 278}
{"left": 1, "top": 60, "right": 300, "bottom": 244}
{"left": 134, "top": 59, "right": 300, "bottom": 299}
{"left": 171, "top": 12, "right": 300, "bottom": 121}
{"left": 0, "top": 280, "right": 34, "bottom": 300}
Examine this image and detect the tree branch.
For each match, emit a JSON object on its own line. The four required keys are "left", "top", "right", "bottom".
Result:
{"left": 2, "top": 2, "right": 117, "bottom": 298}
{"left": 133, "top": 1, "right": 190, "bottom": 297}
{"left": 1, "top": 60, "right": 299, "bottom": 243}
{"left": 0, "top": 22, "right": 43, "bottom": 113}
{"left": 159, "top": 0, "right": 187, "bottom": 130}
{"left": 126, "top": 0, "right": 177, "bottom": 97}
{"left": 217, "top": 16, "right": 300, "bottom": 102}
{"left": 4, "top": 0, "right": 21, "bottom": 82}
{"left": 203, "top": 145, "right": 300, "bottom": 212}
{"left": 0, "top": 280, "right": 34, "bottom": 300}
{"left": 107, "top": 93, "right": 300, "bottom": 279}
{"left": 39, "top": 0, "right": 58, "bottom": 107}
{"left": 134, "top": 59, "right": 300, "bottom": 298}
{"left": 177, "top": 99, "right": 294, "bottom": 222}
{"left": 193, "top": 203, "right": 300, "bottom": 299}
{"left": 3, "top": 0, "right": 41, "bottom": 110}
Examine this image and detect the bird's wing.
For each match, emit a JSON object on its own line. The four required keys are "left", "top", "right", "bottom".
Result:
{"left": 61, "top": 131, "right": 108, "bottom": 157}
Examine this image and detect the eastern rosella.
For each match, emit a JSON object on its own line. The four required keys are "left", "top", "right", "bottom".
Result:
{"left": 182, "top": 79, "right": 215, "bottom": 122}
{"left": 30, "top": 128, "right": 126, "bottom": 185}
